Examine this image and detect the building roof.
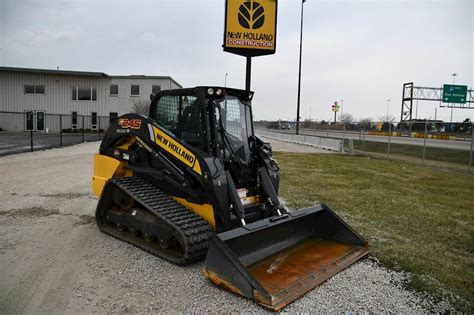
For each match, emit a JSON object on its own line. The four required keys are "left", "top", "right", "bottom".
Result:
{"left": 0, "top": 66, "right": 182, "bottom": 87}
{"left": 0, "top": 66, "right": 108, "bottom": 77}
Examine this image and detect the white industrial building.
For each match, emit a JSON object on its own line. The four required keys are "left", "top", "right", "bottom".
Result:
{"left": 0, "top": 66, "right": 181, "bottom": 132}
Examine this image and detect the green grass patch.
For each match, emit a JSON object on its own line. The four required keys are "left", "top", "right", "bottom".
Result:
{"left": 346, "top": 139, "right": 471, "bottom": 166}
{"left": 274, "top": 152, "right": 473, "bottom": 311}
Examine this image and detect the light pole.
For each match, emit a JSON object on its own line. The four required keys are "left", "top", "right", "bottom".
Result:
{"left": 295, "top": 0, "right": 306, "bottom": 135}
{"left": 386, "top": 99, "right": 391, "bottom": 122}
{"left": 450, "top": 73, "right": 457, "bottom": 123}
{"left": 340, "top": 99, "right": 344, "bottom": 123}
{"left": 224, "top": 73, "right": 228, "bottom": 88}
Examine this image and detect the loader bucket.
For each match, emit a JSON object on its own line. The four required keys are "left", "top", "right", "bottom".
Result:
{"left": 203, "top": 204, "right": 368, "bottom": 311}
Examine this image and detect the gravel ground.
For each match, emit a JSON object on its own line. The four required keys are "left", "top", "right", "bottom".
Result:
{"left": 258, "top": 135, "right": 334, "bottom": 153}
{"left": 0, "top": 140, "right": 454, "bottom": 313}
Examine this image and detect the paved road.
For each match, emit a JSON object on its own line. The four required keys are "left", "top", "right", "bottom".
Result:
{"left": 266, "top": 129, "right": 472, "bottom": 151}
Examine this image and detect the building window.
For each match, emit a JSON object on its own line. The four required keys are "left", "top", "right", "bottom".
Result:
{"left": 109, "top": 112, "right": 118, "bottom": 123}
{"left": 72, "top": 86, "right": 97, "bottom": 101}
{"left": 152, "top": 85, "right": 161, "bottom": 95}
{"left": 91, "top": 112, "right": 97, "bottom": 126}
{"left": 110, "top": 84, "right": 118, "bottom": 96}
{"left": 36, "top": 85, "right": 45, "bottom": 94}
{"left": 25, "top": 85, "right": 35, "bottom": 94}
{"left": 25, "top": 85, "right": 45, "bottom": 94}
{"left": 72, "top": 112, "right": 78, "bottom": 125}
{"left": 131, "top": 85, "right": 140, "bottom": 96}
{"left": 78, "top": 87, "right": 90, "bottom": 100}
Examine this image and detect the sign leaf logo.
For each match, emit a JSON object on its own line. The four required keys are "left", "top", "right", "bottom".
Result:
{"left": 238, "top": 1, "right": 265, "bottom": 30}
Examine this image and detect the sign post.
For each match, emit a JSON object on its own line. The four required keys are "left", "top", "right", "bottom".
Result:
{"left": 332, "top": 101, "right": 340, "bottom": 123}
{"left": 223, "top": 0, "right": 278, "bottom": 90}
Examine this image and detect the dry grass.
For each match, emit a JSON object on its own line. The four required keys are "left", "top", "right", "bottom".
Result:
{"left": 274, "top": 152, "right": 474, "bottom": 311}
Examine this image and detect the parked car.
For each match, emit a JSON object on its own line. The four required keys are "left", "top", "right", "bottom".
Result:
{"left": 279, "top": 121, "right": 291, "bottom": 130}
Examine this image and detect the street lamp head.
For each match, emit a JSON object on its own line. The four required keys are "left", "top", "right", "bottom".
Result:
{"left": 452, "top": 73, "right": 457, "bottom": 77}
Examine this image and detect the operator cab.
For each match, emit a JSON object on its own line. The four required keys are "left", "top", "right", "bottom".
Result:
{"left": 149, "top": 87, "right": 257, "bottom": 186}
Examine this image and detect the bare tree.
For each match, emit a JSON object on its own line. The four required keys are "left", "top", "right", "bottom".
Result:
{"left": 377, "top": 115, "right": 397, "bottom": 131}
{"left": 378, "top": 114, "right": 396, "bottom": 123}
{"left": 132, "top": 100, "right": 151, "bottom": 116}
{"left": 303, "top": 119, "right": 314, "bottom": 128}
{"left": 341, "top": 113, "right": 354, "bottom": 124}
{"left": 359, "top": 117, "right": 372, "bottom": 129}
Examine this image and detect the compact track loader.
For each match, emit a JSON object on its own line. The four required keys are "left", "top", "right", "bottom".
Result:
{"left": 92, "top": 87, "right": 368, "bottom": 311}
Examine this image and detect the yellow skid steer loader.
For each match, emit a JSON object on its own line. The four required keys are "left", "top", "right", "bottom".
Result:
{"left": 92, "top": 87, "right": 368, "bottom": 311}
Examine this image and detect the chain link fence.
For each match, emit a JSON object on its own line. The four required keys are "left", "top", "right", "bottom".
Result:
{"left": 255, "top": 120, "right": 474, "bottom": 173}
{"left": 2, "top": 112, "right": 473, "bottom": 173}
{"left": 0, "top": 111, "right": 114, "bottom": 156}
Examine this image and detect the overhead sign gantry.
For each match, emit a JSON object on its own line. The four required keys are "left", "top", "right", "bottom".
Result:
{"left": 400, "top": 82, "right": 473, "bottom": 122}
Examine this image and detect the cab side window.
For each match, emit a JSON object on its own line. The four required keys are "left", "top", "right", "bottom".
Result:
{"left": 179, "top": 96, "right": 203, "bottom": 148}
{"left": 155, "top": 95, "right": 180, "bottom": 135}
{"left": 154, "top": 95, "right": 205, "bottom": 151}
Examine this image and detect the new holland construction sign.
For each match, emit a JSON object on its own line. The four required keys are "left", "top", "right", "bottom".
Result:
{"left": 223, "top": 0, "right": 277, "bottom": 57}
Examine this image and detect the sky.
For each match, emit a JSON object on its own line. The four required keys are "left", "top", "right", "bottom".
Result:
{"left": 1, "top": 0, "right": 473, "bottom": 122}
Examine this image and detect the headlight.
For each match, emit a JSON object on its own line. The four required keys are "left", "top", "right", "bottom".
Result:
{"left": 248, "top": 92, "right": 254, "bottom": 100}
{"left": 216, "top": 88, "right": 222, "bottom": 96}
{"left": 207, "top": 88, "right": 214, "bottom": 95}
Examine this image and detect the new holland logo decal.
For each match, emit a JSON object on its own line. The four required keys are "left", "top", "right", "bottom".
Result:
{"left": 152, "top": 126, "right": 202, "bottom": 175}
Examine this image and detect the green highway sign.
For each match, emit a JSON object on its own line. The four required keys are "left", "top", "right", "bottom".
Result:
{"left": 442, "top": 84, "right": 467, "bottom": 104}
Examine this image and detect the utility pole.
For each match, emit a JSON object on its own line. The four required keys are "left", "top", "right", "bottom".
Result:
{"left": 386, "top": 99, "right": 391, "bottom": 121}
{"left": 340, "top": 99, "right": 344, "bottom": 123}
{"left": 295, "top": 0, "right": 306, "bottom": 135}
{"left": 245, "top": 57, "right": 251, "bottom": 91}
{"left": 224, "top": 73, "right": 228, "bottom": 88}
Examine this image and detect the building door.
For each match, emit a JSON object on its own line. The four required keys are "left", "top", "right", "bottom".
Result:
{"left": 25, "top": 111, "right": 46, "bottom": 131}
{"left": 36, "top": 111, "right": 45, "bottom": 131}
{"left": 91, "top": 112, "right": 97, "bottom": 130}
{"left": 25, "top": 111, "right": 34, "bottom": 131}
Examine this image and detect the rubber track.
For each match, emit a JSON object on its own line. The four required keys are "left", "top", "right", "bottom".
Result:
{"left": 97, "top": 176, "right": 213, "bottom": 265}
